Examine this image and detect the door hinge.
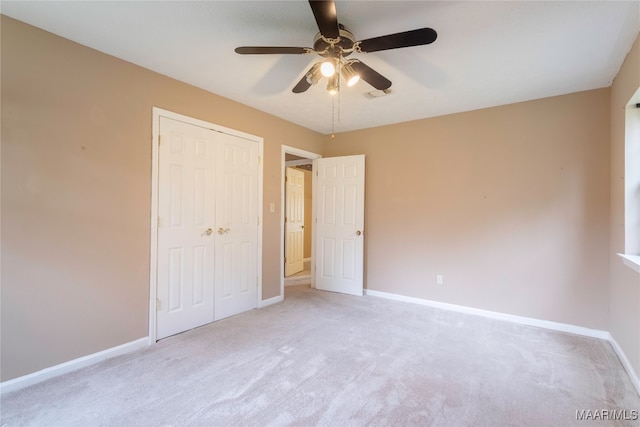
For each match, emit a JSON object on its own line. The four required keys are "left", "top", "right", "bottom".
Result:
{"left": 284, "top": 256, "right": 287, "bottom": 263}
{"left": 285, "top": 176, "right": 288, "bottom": 182}
{"left": 156, "top": 299, "right": 161, "bottom": 310}
{"left": 158, "top": 216, "right": 161, "bottom": 227}
{"left": 158, "top": 135, "right": 161, "bottom": 146}
{"left": 284, "top": 216, "right": 287, "bottom": 223}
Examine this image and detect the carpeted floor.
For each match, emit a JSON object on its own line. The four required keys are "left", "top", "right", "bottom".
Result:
{"left": 1, "top": 285, "right": 639, "bottom": 426}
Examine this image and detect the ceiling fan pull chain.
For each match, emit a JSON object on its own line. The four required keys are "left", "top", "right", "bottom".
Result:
{"left": 331, "top": 96, "right": 335, "bottom": 137}
{"left": 338, "top": 84, "right": 341, "bottom": 125}
{"left": 330, "top": 82, "right": 341, "bottom": 139}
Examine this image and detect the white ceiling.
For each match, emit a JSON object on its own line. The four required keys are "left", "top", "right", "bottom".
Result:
{"left": 2, "top": 1, "right": 639, "bottom": 134}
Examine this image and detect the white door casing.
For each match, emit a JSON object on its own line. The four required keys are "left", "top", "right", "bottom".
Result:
{"left": 314, "top": 155, "right": 365, "bottom": 296}
{"left": 214, "top": 133, "right": 259, "bottom": 320}
{"left": 280, "top": 146, "right": 321, "bottom": 298}
{"left": 157, "top": 117, "right": 216, "bottom": 339}
{"left": 152, "top": 109, "right": 263, "bottom": 341}
{"left": 285, "top": 167, "right": 305, "bottom": 277}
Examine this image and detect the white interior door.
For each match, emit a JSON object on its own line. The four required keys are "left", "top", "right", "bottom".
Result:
{"left": 285, "top": 167, "right": 305, "bottom": 277}
{"left": 157, "top": 117, "right": 216, "bottom": 339}
{"left": 214, "top": 133, "right": 259, "bottom": 320}
{"left": 314, "top": 155, "right": 365, "bottom": 296}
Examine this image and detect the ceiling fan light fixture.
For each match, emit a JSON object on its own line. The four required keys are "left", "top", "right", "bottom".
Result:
{"left": 306, "top": 63, "right": 323, "bottom": 85}
{"left": 320, "top": 59, "right": 336, "bottom": 77}
{"left": 327, "top": 73, "right": 339, "bottom": 94}
{"left": 341, "top": 62, "right": 360, "bottom": 87}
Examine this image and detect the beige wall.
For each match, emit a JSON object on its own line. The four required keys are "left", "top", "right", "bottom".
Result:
{"left": 325, "top": 88, "right": 611, "bottom": 330}
{"left": 0, "top": 16, "right": 324, "bottom": 381}
{"left": 2, "top": 13, "right": 637, "bottom": 387}
{"left": 609, "top": 34, "right": 640, "bottom": 377}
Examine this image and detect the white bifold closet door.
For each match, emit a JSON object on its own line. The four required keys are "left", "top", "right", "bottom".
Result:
{"left": 156, "top": 117, "right": 258, "bottom": 340}
{"left": 213, "top": 133, "right": 259, "bottom": 320}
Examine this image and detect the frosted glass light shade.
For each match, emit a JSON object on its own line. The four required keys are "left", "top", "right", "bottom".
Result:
{"left": 320, "top": 60, "right": 335, "bottom": 77}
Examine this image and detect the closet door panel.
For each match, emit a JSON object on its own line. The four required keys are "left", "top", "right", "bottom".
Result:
{"left": 214, "top": 134, "right": 259, "bottom": 320}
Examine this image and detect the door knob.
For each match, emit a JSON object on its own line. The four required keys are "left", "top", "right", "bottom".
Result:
{"left": 203, "top": 228, "right": 213, "bottom": 236}
{"left": 356, "top": 230, "right": 362, "bottom": 236}
{"left": 217, "top": 227, "right": 225, "bottom": 235}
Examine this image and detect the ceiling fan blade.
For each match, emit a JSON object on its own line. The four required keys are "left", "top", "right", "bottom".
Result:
{"left": 357, "top": 28, "right": 437, "bottom": 53}
{"left": 351, "top": 61, "right": 392, "bottom": 90}
{"left": 292, "top": 72, "right": 312, "bottom": 93}
{"left": 309, "top": 0, "right": 339, "bottom": 40}
{"left": 235, "top": 46, "right": 311, "bottom": 55}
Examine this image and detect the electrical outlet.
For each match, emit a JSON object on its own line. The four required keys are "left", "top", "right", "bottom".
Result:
{"left": 436, "top": 275, "right": 444, "bottom": 285}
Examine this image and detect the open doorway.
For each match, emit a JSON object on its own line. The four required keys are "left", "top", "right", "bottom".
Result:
{"left": 281, "top": 146, "right": 321, "bottom": 295}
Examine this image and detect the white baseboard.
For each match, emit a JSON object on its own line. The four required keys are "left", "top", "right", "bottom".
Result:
{"left": 3, "top": 296, "right": 283, "bottom": 394}
{"left": 364, "top": 289, "right": 609, "bottom": 339}
{"left": 0, "top": 337, "right": 148, "bottom": 395}
{"left": 607, "top": 334, "right": 640, "bottom": 396}
{"left": 364, "top": 289, "right": 640, "bottom": 396}
{"left": 259, "top": 294, "right": 283, "bottom": 308}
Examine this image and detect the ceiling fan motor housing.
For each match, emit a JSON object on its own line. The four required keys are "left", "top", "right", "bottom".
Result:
{"left": 313, "top": 25, "right": 356, "bottom": 58}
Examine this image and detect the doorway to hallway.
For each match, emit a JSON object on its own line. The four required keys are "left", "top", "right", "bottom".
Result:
{"left": 281, "top": 146, "right": 320, "bottom": 292}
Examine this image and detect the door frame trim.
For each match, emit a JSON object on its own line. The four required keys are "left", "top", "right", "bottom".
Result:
{"left": 149, "top": 107, "right": 264, "bottom": 343}
{"left": 281, "top": 145, "right": 321, "bottom": 299}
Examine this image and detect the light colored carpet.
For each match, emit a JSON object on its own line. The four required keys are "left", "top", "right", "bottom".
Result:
{"left": 1, "top": 285, "right": 639, "bottom": 426}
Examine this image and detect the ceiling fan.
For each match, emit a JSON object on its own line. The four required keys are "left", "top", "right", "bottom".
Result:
{"left": 234, "top": 0, "right": 437, "bottom": 94}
